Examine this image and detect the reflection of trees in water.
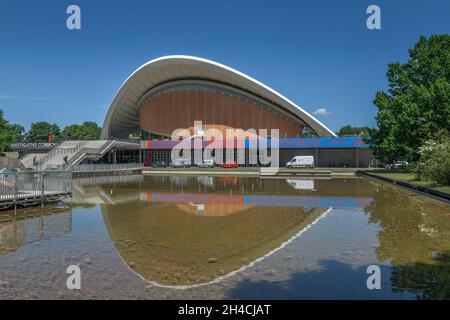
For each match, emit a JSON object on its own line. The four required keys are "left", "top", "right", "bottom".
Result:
{"left": 391, "top": 252, "right": 450, "bottom": 300}
{"left": 0, "top": 206, "right": 72, "bottom": 256}
{"left": 364, "top": 183, "right": 450, "bottom": 299}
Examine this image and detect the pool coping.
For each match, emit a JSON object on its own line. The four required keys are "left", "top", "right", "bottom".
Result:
{"left": 357, "top": 170, "right": 450, "bottom": 204}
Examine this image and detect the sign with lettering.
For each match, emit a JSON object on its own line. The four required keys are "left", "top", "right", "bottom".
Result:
{"left": 10, "top": 143, "right": 56, "bottom": 151}
{"left": 142, "top": 138, "right": 370, "bottom": 150}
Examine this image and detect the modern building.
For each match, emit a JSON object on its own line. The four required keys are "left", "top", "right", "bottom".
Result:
{"left": 101, "top": 55, "right": 336, "bottom": 140}
{"left": 100, "top": 55, "right": 373, "bottom": 167}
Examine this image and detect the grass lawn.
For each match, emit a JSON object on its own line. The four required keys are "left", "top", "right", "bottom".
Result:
{"left": 371, "top": 170, "right": 450, "bottom": 194}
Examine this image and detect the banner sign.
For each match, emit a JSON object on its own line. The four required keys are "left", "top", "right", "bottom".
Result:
{"left": 142, "top": 137, "right": 369, "bottom": 150}
{"left": 10, "top": 142, "right": 56, "bottom": 151}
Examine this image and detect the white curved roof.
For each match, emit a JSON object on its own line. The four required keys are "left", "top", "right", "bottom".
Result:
{"left": 101, "top": 55, "right": 336, "bottom": 139}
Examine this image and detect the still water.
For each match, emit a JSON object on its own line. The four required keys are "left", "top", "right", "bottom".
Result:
{"left": 0, "top": 175, "right": 449, "bottom": 299}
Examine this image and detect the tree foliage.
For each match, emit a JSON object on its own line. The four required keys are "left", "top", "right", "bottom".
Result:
{"left": 337, "top": 125, "right": 369, "bottom": 137}
{"left": 0, "top": 109, "right": 24, "bottom": 152}
{"left": 367, "top": 34, "right": 450, "bottom": 164}
{"left": 60, "top": 121, "right": 101, "bottom": 140}
{"left": 1, "top": 110, "right": 103, "bottom": 150}
{"left": 9, "top": 123, "right": 25, "bottom": 142}
{"left": 413, "top": 132, "right": 450, "bottom": 185}
{"left": 25, "top": 121, "right": 61, "bottom": 142}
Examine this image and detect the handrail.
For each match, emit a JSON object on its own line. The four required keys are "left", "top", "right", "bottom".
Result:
{"left": 37, "top": 141, "right": 88, "bottom": 170}
{"left": 67, "top": 140, "right": 116, "bottom": 168}
{"left": 109, "top": 137, "right": 141, "bottom": 144}
{"left": 0, "top": 171, "right": 72, "bottom": 209}
{"left": 36, "top": 141, "right": 63, "bottom": 168}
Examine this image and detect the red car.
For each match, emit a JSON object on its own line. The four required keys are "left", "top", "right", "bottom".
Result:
{"left": 219, "top": 161, "right": 239, "bottom": 168}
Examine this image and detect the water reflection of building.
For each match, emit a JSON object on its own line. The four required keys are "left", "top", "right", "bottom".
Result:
{"left": 102, "top": 202, "right": 330, "bottom": 288}
{"left": 71, "top": 175, "right": 374, "bottom": 211}
{"left": 0, "top": 209, "right": 72, "bottom": 256}
{"left": 145, "top": 192, "right": 372, "bottom": 213}
{"left": 71, "top": 175, "right": 145, "bottom": 205}
{"left": 70, "top": 175, "right": 377, "bottom": 288}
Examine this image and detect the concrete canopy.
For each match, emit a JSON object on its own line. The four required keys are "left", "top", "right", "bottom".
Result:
{"left": 101, "top": 55, "right": 336, "bottom": 139}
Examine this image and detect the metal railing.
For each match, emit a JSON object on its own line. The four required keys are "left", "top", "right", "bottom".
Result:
{"left": 109, "top": 137, "right": 141, "bottom": 144}
{"left": 35, "top": 141, "right": 63, "bottom": 169}
{"left": 37, "top": 141, "right": 88, "bottom": 170}
{"left": 0, "top": 171, "right": 72, "bottom": 207}
{"left": 71, "top": 163, "right": 144, "bottom": 173}
{"left": 67, "top": 140, "right": 116, "bottom": 167}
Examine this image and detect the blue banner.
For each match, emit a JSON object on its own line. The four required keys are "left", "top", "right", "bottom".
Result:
{"left": 144, "top": 137, "right": 370, "bottom": 149}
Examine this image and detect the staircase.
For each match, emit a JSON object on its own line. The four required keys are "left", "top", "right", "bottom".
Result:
{"left": 20, "top": 153, "right": 46, "bottom": 169}
{"left": 36, "top": 140, "right": 115, "bottom": 170}
{"left": 66, "top": 140, "right": 117, "bottom": 168}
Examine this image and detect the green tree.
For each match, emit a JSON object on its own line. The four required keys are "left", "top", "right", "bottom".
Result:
{"left": 0, "top": 110, "right": 24, "bottom": 152}
{"left": 61, "top": 121, "right": 101, "bottom": 140}
{"left": 9, "top": 123, "right": 25, "bottom": 142}
{"left": 413, "top": 131, "right": 450, "bottom": 184}
{"left": 367, "top": 34, "right": 450, "bottom": 164}
{"left": 25, "top": 121, "right": 60, "bottom": 142}
{"left": 82, "top": 121, "right": 102, "bottom": 139}
{"left": 337, "top": 125, "right": 369, "bottom": 137}
{"left": 0, "top": 110, "right": 14, "bottom": 152}
{"left": 61, "top": 124, "right": 88, "bottom": 140}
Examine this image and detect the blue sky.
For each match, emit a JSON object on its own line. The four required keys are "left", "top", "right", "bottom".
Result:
{"left": 0, "top": 0, "right": 449, "bottom": 132}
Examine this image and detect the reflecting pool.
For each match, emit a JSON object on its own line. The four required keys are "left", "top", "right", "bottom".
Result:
{"left": 0, "top": 175, "right": 449, "bottom": 299}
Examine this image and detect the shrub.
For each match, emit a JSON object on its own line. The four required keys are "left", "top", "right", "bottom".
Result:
{"left": 414, "top": 133, "right": 450, "bottom": 185}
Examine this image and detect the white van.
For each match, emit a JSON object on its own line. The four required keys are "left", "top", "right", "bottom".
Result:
{"left": 286, "top": 156, "right": 315, "bottom": 168}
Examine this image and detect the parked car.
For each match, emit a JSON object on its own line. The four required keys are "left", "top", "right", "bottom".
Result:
{"left": 385, "top": 161, "right": 409, "bottom": 170}
{"left": 285, "top": 156, "right": 315, "bottom": 168}
{"left": 197, "top": 160, "right": 215, "bottom": 168}
{"left": 170, "top": 159, "right": 191, "bottom": 167}
{"left": 152, "top": 161, "right": 168, "bottom": 168}
{"left": 219, "top": 161, "right": 239, "bottom": 169}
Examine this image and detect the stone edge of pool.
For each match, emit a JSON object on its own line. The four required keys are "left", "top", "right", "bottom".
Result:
{"left": 357, "top": 170, "right": 450, "bottom": 204}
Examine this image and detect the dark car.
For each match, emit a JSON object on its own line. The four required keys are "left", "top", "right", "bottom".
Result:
{"left": 152, "top": 161, "right": 168, "bottom": 168}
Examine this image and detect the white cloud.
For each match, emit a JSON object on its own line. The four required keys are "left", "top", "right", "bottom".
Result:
{"left": 313, "top": 108, "right": 331, "bottom": 116}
